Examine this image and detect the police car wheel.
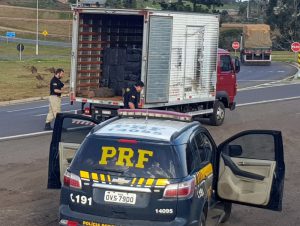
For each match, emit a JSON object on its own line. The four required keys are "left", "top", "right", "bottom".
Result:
{"left": 199, "top": 211, "right": 206, "bottom": 226}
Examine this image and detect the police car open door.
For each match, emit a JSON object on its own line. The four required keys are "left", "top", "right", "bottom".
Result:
{"left": 215, "top": 130, "right": 285, "bottom": 211}
{"left": 47, "top": 113, "right": 99, "bottom": 189}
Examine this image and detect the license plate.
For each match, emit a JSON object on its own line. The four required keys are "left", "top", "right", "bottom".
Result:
{"left": 102, "top": 110, "right": 111, "bottom": 115}
{"left": 104, "top": 191, "right": 136, "bottom": 205}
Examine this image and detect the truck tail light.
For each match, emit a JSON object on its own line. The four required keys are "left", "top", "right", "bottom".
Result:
{"left": 163, "top": 178, "right": 195, "bottom": 199}
{"left": 84, "top": 107, "right": 91, "bottom": 115}
{"left": 265, "top": 49, "right": 272, "bottom": 54}
{"left": 63, "top": 171, "right": 82, "bottom": 189}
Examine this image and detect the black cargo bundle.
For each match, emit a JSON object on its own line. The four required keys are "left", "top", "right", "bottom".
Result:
{"left": 102, "top": 47, "right": 142, "bottom": 96}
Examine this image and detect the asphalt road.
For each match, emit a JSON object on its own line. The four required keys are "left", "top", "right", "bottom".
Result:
{"left": 237, "top": 61, "right": 297, "bottom": 88}
{"left": 0, "top": 81, "right": 300, "bottom": 138}
{"left": 0, "top": 99, "right": 81, "bottom": 138}
{"left": 0, "top": 61, "right": 298, "bottom": 138}
{"left": 0, "top": 99, "right": 299, "bottom": 225}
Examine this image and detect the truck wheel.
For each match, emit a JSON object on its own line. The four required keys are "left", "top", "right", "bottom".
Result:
{"left": 240, "top": 53, "right": 245, "bottom": 64}
{"left": 210, "top": 101, "right": 225, "bottom": 126}
{"left": 219, "top": 202, "right": 232, "bottom": 223}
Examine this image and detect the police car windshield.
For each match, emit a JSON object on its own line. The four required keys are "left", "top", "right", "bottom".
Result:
{"left": 71, "top": 137, "right": 185, "bottom": 179}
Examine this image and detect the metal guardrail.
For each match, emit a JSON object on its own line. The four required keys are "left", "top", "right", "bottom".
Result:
{"left": 0, "top": 36, "right": 71, "bottom": 48}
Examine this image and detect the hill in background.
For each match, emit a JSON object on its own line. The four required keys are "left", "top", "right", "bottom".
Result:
{"left": 0, "top": 3, "right": 72, "bottom": 42}
{"left": 0, "top": 0, "right": 70, "bottom": 10}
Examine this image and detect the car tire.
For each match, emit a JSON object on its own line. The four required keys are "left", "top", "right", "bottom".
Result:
{"left": 219, "top": 202, "right": 232, "bottom": 223}
{"left": 199, "top": 210, "right": 206, "bottom": 226}
{"left": 210, "top": 101, "right": 225, "bottom": 126}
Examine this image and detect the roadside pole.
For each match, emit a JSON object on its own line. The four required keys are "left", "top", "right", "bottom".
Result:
{"left": 17, "top": 44, "right": 24, "bottom": 61}
{"left": 298, "top": 52, "right": 300, "bottom": 78}
{"left": 36, "top": 0, "right": 39, "bottom": 56}
{"left": 232, "top": 41, "right": 240, "bottom": 57}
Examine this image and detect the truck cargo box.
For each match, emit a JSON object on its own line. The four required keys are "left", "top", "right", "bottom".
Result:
{"left": 243, "top": 24, "right": 272, "bottom": 49}
{"left": 70, "top": 7, "right": 219, "bottom": 108}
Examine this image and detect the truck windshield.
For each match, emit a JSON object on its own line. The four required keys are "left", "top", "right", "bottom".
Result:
{"left": 71, "top": 136, "right": 185, "bottom": 179}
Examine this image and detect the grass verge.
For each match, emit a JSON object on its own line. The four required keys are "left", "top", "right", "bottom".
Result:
{"left": 0, "top": 42, "right": 71, "bottom": 101}
{"left": 230, "top": 51, "right": 297, "bottom": 63}
{"left": 272, "top": 51, "right": 297, "bottom": 63}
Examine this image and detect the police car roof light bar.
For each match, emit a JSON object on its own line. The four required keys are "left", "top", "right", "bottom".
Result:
{"left": 117, "top": 109, "right": 192, "bottom": 122}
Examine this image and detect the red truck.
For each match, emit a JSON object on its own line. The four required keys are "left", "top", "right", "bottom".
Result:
{"left": 69, "top": 6, "right": 240, "bottom": 125}
{"left": 216, "top": 48, "right": 239, "bottom": 112}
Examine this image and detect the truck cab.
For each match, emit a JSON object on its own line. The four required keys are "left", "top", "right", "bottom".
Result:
{"left": 216, "top": 48, "right": 240, "bottom": 111}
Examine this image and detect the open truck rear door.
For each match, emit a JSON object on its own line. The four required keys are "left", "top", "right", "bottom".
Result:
{"left": 215, "top": 130, "right": 285, "bottom": 211}
{"left": 47, "top": 113, "right": 99, "bottom": 189}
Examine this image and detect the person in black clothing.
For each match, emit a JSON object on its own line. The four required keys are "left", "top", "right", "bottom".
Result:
{"left": 44, "top": 68, "right": 66, "bottom": 130}
{"left": 123, "top": 81, "right": 144, "bottom": 109}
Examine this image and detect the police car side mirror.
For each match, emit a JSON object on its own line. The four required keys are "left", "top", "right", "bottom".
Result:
{"left": 228, "top": 145, "right": 243, "bottom": 157}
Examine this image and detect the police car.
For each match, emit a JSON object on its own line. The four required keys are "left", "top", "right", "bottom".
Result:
{"left": 47, "top": 109, "right": 285, "bottom": 226}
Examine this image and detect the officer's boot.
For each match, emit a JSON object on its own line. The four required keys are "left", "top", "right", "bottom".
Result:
{"left": 44, "top": 122, "right": 52, "bottom": 131}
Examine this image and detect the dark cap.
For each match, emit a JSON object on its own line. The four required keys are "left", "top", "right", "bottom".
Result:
{"left": 55, "top": 68, "right": 64, "bottom": 74}
{"left": 135, "top": 81, "right": 144, "bottom": 87}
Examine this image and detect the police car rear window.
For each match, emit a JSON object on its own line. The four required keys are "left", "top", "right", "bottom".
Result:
{"left": 71, "top": 137, "right": 184, "bottom": 178}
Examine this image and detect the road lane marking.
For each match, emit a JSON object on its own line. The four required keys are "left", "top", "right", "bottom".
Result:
{"left": 238, "top": 79, "right": 279, "bottom": 82}
{"left": 0, "top": 131, "right": 52, "bottom": 142}
{"left": 238, "top": 81, "right": 300, "bottom": 91}
{"left": 237, "top": 96, "right": 300, "bottom": 107}
{"left": 2, "top": 96, "right": 300, "bottom": 141}
{"left": 6, "top": 103, "right": 69, "bottom": 113}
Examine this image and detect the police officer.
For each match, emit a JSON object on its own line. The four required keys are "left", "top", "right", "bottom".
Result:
{"left": 123, "top": 81, "right": 144, "bottom": 109}
{"left": 44, "top": 68, "right": 66, "bottom": 130}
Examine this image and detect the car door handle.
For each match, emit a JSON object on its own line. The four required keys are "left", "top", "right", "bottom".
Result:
{"left": 222, "top": 154, "right": 265, "bottom": 181}
{"left": 237, "top": 162, "right": 271, "bottom": 167}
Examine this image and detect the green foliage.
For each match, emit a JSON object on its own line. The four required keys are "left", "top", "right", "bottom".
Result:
{"left": 220, "top": 10, "right": 234, "bottom": 24}
{"left": 195, "top": 0, "right": 223, "bottom": 9}
{"left": 160, "top": 1, "right": 192, "bottom": 12}
{"left": 238, "top": 2, "right": 247, "bottom": 16}
{"left": 265, "top": 0, "right": 300, "bottom": 50}
{"left": 105, "top": 0, "right": 123, "bottom": 8}
{"left": 159, "top": 0, "right": 223, "bottom": 12}
{"left": 219, "top": 29, "right": 242, "bottom": 50}
{"left": 124, "top": 0, "right": 137, "bottom": 9}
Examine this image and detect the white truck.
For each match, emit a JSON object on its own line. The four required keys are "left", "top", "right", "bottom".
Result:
{"left": 69, "top": 3, "right": 226, "bottom": 125}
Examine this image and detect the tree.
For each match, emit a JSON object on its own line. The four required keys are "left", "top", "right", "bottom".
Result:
{"left": 105, "top": 0, "right": 123, "bottom": 8}
{"left": 160, "top": 0, "right": 222, "bottom": 12}
{"left": 190, "top": 0, "right": 223, "bottom": 11}
{"left": 266, "top": 0, "right": 300, "bottom": 49}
